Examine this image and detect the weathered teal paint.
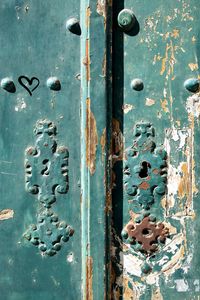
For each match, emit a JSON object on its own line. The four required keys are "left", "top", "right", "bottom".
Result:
{"left": 111, "top": 0, "right": 200, "bottom": 299}
{"left": 0, "top": 1, "right": 200, "bottom": 299}
{"left": 0, "top": 1, "right": 82, "bottom": 299}
{"left": 0, "top": 0, "right": 111, "bottom": 299}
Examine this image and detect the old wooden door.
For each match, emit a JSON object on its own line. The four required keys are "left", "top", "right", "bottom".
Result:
{"left": 0, "top": 0, "right": 108, "bottom": 299}
{"left": 111, "top": 1, "right": 200, "bottom": 299}
{"left": 1, "top": 1, "right": 200, "bottom": 300}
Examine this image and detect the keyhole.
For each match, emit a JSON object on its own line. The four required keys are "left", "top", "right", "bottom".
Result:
{"left": 139, "top": 161, "right": 151, "bottom": 178}
{"left": 142, "top": 228, "right": 152, "bottom": 236}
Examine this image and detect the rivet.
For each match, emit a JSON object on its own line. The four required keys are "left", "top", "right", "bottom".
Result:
{"left": 184, "top": 78, "right": 199, "bottom": 93}
{"left": 1, "top": 77, "right": 16, "bottom": 93}
{"left": 118, "top": 9, "right": 136, "bottom": 32}
{"left": 46, "top": 77, "right": 61, "bottom": 91}
{"left": 66, "top": 18, "right": 81, "bottom": 36}
{"left": 131, "top": 78, "right": 144, "bottom": 91}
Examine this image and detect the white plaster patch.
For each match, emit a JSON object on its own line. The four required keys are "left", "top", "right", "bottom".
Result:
{"left": 123, "top": 253, "right": 143, "bottom": 277}
{"left": 145, "top": 98, "right": 155, "bottom": 106}
{"left": 123, "top": 104, "right": 135, "bottom": 114}
{"left": 66, "top": 252, "right": 74, "bottom": 263}
{"left": 186, "top": 93, "right": 200, "bottom": 118}
{"left": 15, "top": 98, "right": 27, "bottom": 112}
{"left": 175, "top": 279, "right": 189, "bottom": 292}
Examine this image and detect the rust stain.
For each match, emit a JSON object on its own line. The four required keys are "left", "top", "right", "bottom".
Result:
{"left": 100, "top": 128, "right": 106, "bottom": 163}
{"left": 0, "top": 209, "right": 14, "bottom": 221}
{"left": 153, "top": 169, "right": 160, "bottom": 174}
{"left": 82, "top": 39, "right": 91, "bottom": 82}
{"left": 123, "top": 276, "right": 135, "bottom": 300}
{"left": 86, "top": 256, "right": 93, "bottom": 300}
{"left": 160, "top": 99, "right": 169, "bottom": 113}
{"left": 112, "top": 119, "right": 123, "bottom": 164}
{"left": 188, "top": 63, "right": 198, "bottom": 71}
{"left": 171, "top": 29, "right": 180, "bottom": 39}
{"left": 178, "top": 162, "right": 190, "bottom": 199}
{"left": 86, "top": 6, "right": 91, "bottom": 28}
{"left": 86, "top": 98, "right": 98, "bottom": 175}
{"left": 160, "top": 40, "right": 176, "bottom": 77}
{"left": 139, "top": 182, "right": 150, "bottom": 190}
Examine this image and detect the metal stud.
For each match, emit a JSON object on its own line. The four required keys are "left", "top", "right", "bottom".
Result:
{"left": 1, "top": 77, "right": 16, "bottom": 93}
{"left": 184, "top": 78, "right": 199, "bottom": 93}
{"left": 118, "top": 9, "right": 136, "bottom": 32}
{"left": 131, "top": 78, "right": 144, "bottom": 91}
{"left": 66, "top": 18, "right": 81, "bottom": 36}
{"left": 46, "top": 77, "right": 61, "bottom": 91}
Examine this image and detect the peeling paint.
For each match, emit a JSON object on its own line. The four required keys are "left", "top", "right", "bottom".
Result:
{"left": 86, "top": 98, "right": 98, "bottom": 175}
{"left": 160, "top": 99, "right": 169, "bottom": 113}
{"left": 188, "top": 63, "right": 198, "bottom": 71}
{"left": 0, "top": 209, "right": 14, "bottom": 220}
{"left": 186, "top": 92, "right": 200, "bottom": 118}
{"left": 83, "top": 39, "right": 91, "bottom": 82}
{"left": 123, "top": 104, "right": 135, "bottom": 114}
{"left": 100, "top": 128, "right": 106, "bottom": 162}
{"left": 96, "top": 0, "right": 106, "bottom": 19}
{"left": 112, "top": 119, "right": 123, "bottom": 164}
{"left": 145, "top": 98, "right": 155, "bottom": 106}
{"left": 86, "top": 256, "right": 93, "bottom": 300}
{"left": 151, "top": 287, "right": 163, "bottom": 300}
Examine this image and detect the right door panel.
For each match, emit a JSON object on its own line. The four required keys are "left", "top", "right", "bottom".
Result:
{"left": 112, "top": 1, "right": 200, "bottom": 299}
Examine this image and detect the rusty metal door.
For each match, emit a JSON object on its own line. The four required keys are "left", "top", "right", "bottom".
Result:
{"left": 111, "top": 1, "right": 200, "bottom": 299}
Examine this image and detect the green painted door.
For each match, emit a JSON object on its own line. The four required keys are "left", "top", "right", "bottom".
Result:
{"left": 1, "top": 1, "right": 200, "bottom": 300}
{"left": 111, "top": 1, "right": 200, "bottom": 299}
{"left": 0, "top": 0, "right": 108, "bottom": 299}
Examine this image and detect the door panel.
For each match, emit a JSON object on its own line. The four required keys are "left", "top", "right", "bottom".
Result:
{"left": 112, "top": 1, "right": 200, "bottom": 299}
{"left": 0, "top": 1, "right": 109, "bottom": 299}
{"left": 0, "top": 1, "right": 81, "bottom": 299}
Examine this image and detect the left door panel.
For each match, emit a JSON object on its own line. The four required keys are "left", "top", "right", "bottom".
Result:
{"left": 0, "top": 1, "right": 81, "bottom": 299}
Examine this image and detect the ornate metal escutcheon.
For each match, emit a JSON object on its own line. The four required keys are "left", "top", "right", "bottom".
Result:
{"left": 24, "top": 120, "right": 74, "bottom": 256}
{"left": 120, "top": 122, "right": 184, "bottom": 277}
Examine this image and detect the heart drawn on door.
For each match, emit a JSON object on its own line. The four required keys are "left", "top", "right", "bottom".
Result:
{"left": 18, "top": 76, "right": 40, "bottom": 96}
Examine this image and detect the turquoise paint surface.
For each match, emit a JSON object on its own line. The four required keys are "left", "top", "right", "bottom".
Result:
{"left": 112, "top": 0, "right": 200, "bottom": 299}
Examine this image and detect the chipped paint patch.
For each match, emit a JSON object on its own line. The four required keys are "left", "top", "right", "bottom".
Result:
{"left": 188, "top": 63, "right": 198, "bottom": 71}
{"left": 86, "top": 98, "right": 98, "bottom": 175}
{"left": 83, "top": 39, "right": 91, "bottom": 82}
{"left": 164, "top": 127, "right": 194, "bottom": 213}
{"left": 86, "top": 256, "right": 93, "bottom": 300}
{"left": 146, "top": 98, "right": 155, "bottom": 106}
{"left": 100, "top": 128, "right": 106, "bottom": 162}
{"left": 112, "top": 119, "right": 123, "bottom": 163}
{"left": 66, "top": 252, "right": 74, "bottom": 263}
{"left": 123, "top": 276, "right": 141, "bottom": 300}
{"left": 151, "top": 287, "right": 163, "bottom": 300}
{"left": 123, "top": 104, "right": 135, "bottom": 114}
{"left": 160, "top": 99, "right": 169, "bottom": 113}
{"left": 186, "top": 92, "right": 200, "bottom": 118}
{"left": 15, "top": 98, "right": 27, "bottom": 112}
{"left": 96, "top": 0, "right": 106, "bottom": 19}
{"left": 0, "top": 209, "right": 14, "bottom": 220}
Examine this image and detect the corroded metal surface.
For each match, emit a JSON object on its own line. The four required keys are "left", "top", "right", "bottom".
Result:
{"left": 123, "top": 215, "right": 169, "bottom": 253}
